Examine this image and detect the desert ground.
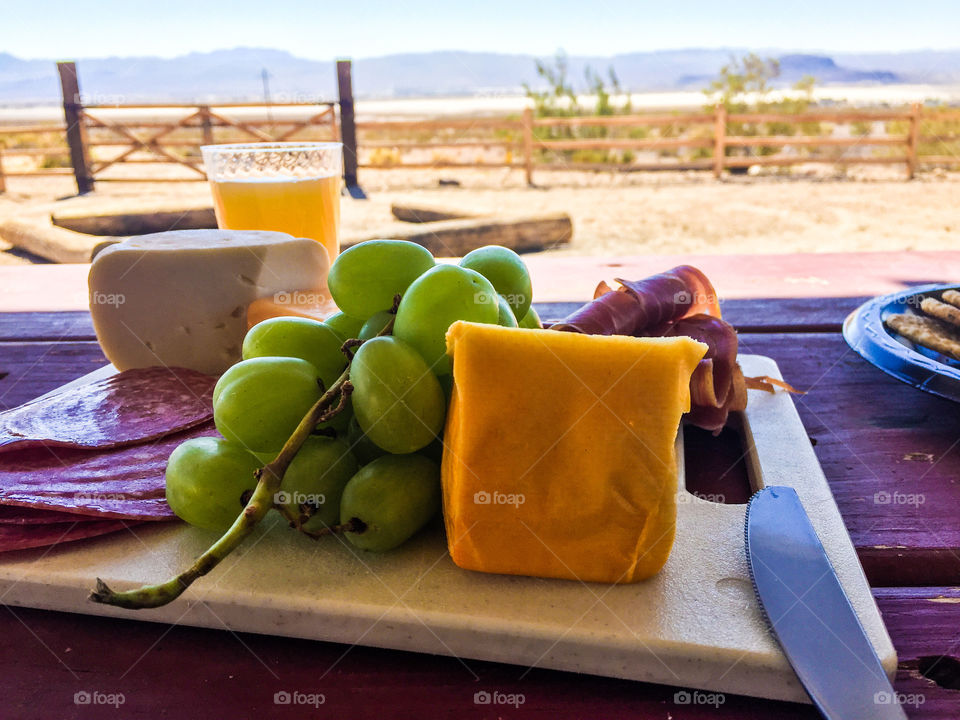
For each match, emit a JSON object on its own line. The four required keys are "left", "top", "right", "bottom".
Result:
{"left": 1, "top": 163, "right": 957, "bottom": 265}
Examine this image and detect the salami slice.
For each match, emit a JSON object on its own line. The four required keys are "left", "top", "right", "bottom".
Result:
{"left": 0, "top": 519, "right": 138, "bottom": 553}
{"left": 0, "top": 367, "right": 216, "bottom": 454}
{"left": 0, "top": 505, "right": 105, "bottom": 525}
{"left": 0, "top": 422, "right": 218, "bottom": 520}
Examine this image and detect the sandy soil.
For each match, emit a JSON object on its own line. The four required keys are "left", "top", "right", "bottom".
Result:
{"left": 1, "top": 165, "right": 957, "bottom": 265}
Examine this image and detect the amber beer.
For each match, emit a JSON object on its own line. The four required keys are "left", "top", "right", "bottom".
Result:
{"left": 210, "top": 176, "right": 340, "bottom": 263}
{"left": 201, "top": 143, "right": 343, "bottom": 263}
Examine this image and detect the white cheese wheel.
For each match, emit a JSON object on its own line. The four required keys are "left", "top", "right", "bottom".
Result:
{"left": 88, "top": 229, "right": 330, "bottom": 375}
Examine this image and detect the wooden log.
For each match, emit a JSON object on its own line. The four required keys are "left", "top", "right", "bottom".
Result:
{"left": 52, "top": 207, "right": 216, "bottom": 236}
{"left": 0, "top": 217, "right": 103, "bottom": 264}
{"left": 390, "top": 203, "right": 477, "bottom": 223}
{"left": 343, "top": 213, "right": 572, "bottom": 256}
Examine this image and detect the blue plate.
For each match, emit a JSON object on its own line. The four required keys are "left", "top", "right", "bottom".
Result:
{"left": 843, "top": 284, "right": 960, "bottom": 403}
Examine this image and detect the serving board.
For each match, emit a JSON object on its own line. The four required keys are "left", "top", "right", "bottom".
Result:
{"left": 0, "top": 354, "right": 895, "bottom": 703}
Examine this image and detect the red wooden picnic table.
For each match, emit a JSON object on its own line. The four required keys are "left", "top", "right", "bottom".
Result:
{"left": 0, "top": 254, "right": 958, "bottom": 719}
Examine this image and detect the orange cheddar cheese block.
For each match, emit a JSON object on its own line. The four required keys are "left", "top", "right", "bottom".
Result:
{"left": 442, "top": 321, "right": 707, "bottom": 584}
{"left": 246, "top": 288, "right": 340, "bottom": 329}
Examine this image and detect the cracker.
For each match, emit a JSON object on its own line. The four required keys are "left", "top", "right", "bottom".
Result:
{"left": 941, "top": 289, "right": 960, "bottom": 310}
{"left": 885, "top": 313, "right": 960, "bottom": 361}
{"left": 920, "top": 297, "right": 960, "bottom": 328}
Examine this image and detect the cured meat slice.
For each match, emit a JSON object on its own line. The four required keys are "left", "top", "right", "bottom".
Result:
{"left": 0, "top": 505, "right": 105, "bottom": 525}
{"left": 667, "top": 315, "right": 748, "bottom": 433}
{"left": 0, "top": 422, "right": 218, "bottom": 520}
{"left": 553, "top": 266, "right": 748, "bottom": 433}
{"left": 0, "top": 519, "right": 138, "bottom": 553}
{"left": 0, "top": 367, "right": 216, "bottom": 454}
{"left": 552, "top": 265, "right": 721, "bottom": 336}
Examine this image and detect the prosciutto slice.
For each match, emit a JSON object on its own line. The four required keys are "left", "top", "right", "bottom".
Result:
{"left": 552, "top": 265, "right": 721, "bottom": 336}
{"left": 553, "top": 266, "right": 747, "bottom": 433}
{"left": 0, "top": 422, "right": 217, "bottom": 520}
{"left": 0, "top": 367, "right": 216, "bottom": 454}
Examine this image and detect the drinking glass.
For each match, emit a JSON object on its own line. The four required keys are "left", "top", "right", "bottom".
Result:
{"left": 201, "top": 142, "right": 343, "bottom": 262}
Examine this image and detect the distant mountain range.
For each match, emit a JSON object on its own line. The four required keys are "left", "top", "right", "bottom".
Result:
{"left": 1, "top": 48, "right": 958, "bottom": 105}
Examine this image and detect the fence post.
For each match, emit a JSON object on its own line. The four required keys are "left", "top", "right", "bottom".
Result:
{"left": 0, "top": 150, "right": 5, "bottom": 194}
{"left": 337, "top": 59, "right": 365, "bottom": 199}
{"left": 522, "top": 107, "right": 535, "bottom": 186}
{"left": 713, "top": 104, "right": 726, "bottom": 179}
{"left": 906, "top": 102, "right": 921, "bottom": 180}
{"left": 57, "top": 61, "right": 95, "bottom": 194}
{"left": 199, "top": 105, "right": 214, "bottom": 146}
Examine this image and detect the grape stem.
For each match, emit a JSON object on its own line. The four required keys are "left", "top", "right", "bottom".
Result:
{"left": 90, "top": 317, "right": 394, "bottom": 610}
{"left": 90, "top": 365, "right": 351, "bottom": 610}
{"left": 300, "top": 517, "right": 365, "bottom": 540}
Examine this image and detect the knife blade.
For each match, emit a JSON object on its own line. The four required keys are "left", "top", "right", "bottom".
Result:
{"left": 745, "top": 486, "right": 906, "bottom": 720}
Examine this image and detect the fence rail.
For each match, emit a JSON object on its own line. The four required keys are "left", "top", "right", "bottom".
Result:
{"left": 1, "top": 62, "right": 959, "bottom": 194}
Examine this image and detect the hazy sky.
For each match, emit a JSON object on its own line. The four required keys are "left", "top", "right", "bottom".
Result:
{"left": 5, "top": 0, "right": 959, "bottom": 59}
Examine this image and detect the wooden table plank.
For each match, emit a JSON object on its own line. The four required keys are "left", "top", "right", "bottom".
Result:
{"left": 0, "top": 297, "right": 870, "bottom": 344}
{"left": 738, "top": 332, "right": 960, "bottom": 586}
{"left": 0, "top": 341, "right": 107, "bottom": 412}
{"left": 1, "top": 587, "right": 956, "bottom": 719}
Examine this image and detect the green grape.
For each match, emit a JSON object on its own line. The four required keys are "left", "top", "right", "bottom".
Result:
{"left": 165, "top": 437, "right": 261, "bottom": 532}
{"left": 350, "top": 336, "right": 446, "bottom": 454}
{"left": 324, "top": 312, "right": 364, "bottom": 341}
{"left": 328, "top": 239, "right": 435, "bottom": 319}
{"left": 346, "top": 416, "right": 388, "bottom": 465}
{"left": 340, "top": 454, "right": 441, "bottom": 552}
{"left": 213, "top": 357, "right": 322, "bottom": 453}
{"left": 277, "top": 437, "right": 358, "bottom": 531}
{"left": 393, "top": 265, "right": 499, "bottom": 376}
{"left": 242, "top": 317, "right": 346, "bottom": 391}
{"left": 497, "top": 295, "right": 519, "bottom": 328}
{"left": 358, "top": 309, "right": 394, "bottom": 340}
{"left": 518, "top": 305, "right": 543, "bottom": 329}
{"left": 459, "top": 245, "right": 533, "bottom": 319}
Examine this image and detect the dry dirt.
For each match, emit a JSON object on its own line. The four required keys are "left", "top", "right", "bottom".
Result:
{"left": 0, "top": 165, "right": 957, "bottom": 265}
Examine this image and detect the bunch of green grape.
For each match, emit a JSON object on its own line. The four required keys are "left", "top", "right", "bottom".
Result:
{"left": 165, "top": 241, "right": 541, "bottom": 552}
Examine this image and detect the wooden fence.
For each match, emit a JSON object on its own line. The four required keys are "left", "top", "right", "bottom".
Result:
{"left": 356, "top": 105, "right": 960, "bottom": 183}
{"left": 1, "top": 61, "right": 958, "bottom": 194}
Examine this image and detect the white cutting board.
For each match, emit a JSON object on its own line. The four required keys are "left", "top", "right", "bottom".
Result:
{"left": 0, "top": 355, "right": 896, "bottom": 703}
